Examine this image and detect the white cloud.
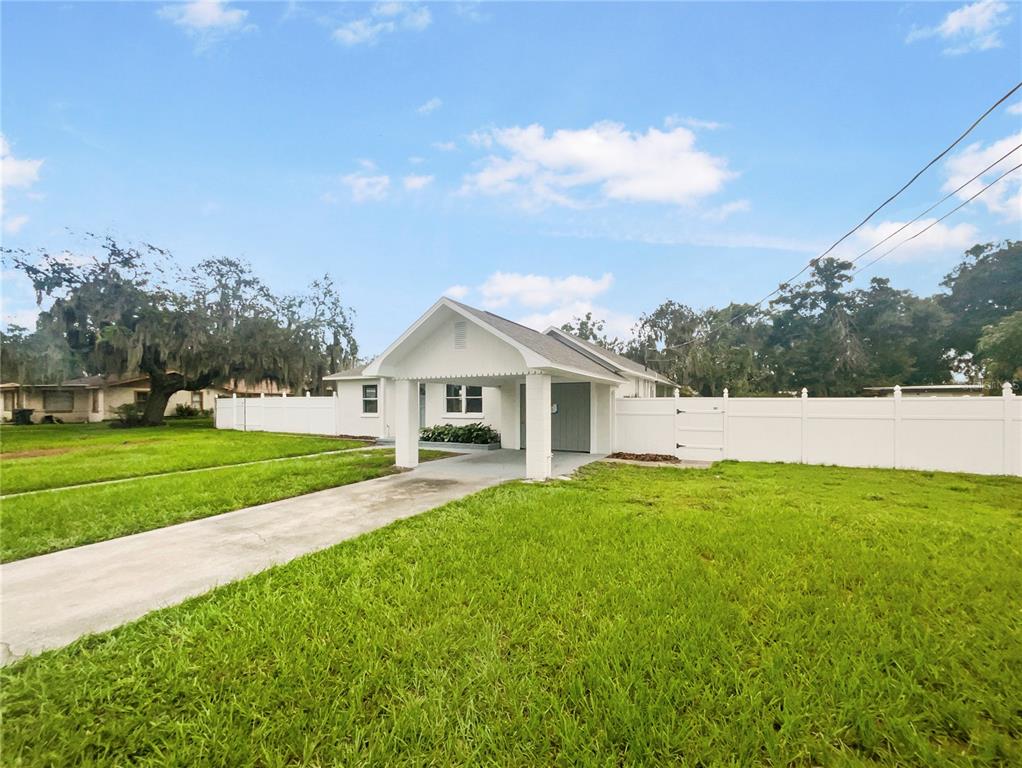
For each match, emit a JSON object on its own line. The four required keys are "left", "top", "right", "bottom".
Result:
{"left": 341, "top": 166, "right": 391, "bottom": 202}
{"left": 518, "top": 301, "right": 637, "bottom": 341}
{"left": 157, "top": 1, "right": 252, "bottom": 48}
{"left": 702, "top": 199, "right": 750, "bottom": 222}
{"left": 906, "top": 0, "right": 1012, "bottom": 54}
{"left": 479, "top": 271, "right": 614, "bottom": 309}
{"left": 158, "top": 0, "right": 247, "bottom": 30}
{"left": 1, "top": 135, "right": 43, "bottom": 189}
{"left": 417, "top": 97, "right": 442, "bottom": 115}
{"left": 3, "top": 214, "right": 29, "bottom": 234}
{"left": 942, "top": 131, "right": 1022, "bottom": 220}
{"left": 432, "top": 140, "right": 457, "bottom": 152}
{"left": 1, "top": 135, "right": 43, "bottom": 235}
{"left": 841, "top": 219, "right": 980, "bottom": 262}
{"left": 462, "top": 121, "right": 735, "bottom": 209}
{"left": 472, "top": 270, "right": 634, "bottom": 339}
{"left": 0, "top": 270, "right": 41, "bottom": 330}
{"left": 334, "top": 3, "right": 431, "bottom": 46}
{"left": 403, "top": 174, "right": 434, "bottom": 190}
{"left": 1007, "top": 101, "right": 1022, "bottom": 116}
{"left": 665, "top": 115, "right": 725, "bottom": 131}
{"left": 444, "top": 284, "right": 470, "bottom": 299}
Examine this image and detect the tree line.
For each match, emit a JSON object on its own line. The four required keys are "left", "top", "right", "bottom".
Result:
{"left": 2, "top": 236, "right": 358, "bottom": 425}
{"left": 561, "top": 240, "right": 1021, "bottom": 396}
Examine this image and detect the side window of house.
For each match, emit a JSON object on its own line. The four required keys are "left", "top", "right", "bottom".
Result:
{"left": 191, "top": 391, "right": 203, "bottom": 409}
{"left": 134, "top": 391, "right": 148, "bottom": 405}
{"left": 465, "top": 385, "right": 483, "bottom": 413}
{"left": 43, "top": 390, "right": 74, "bottom": 412}
{"left": 362, "top": 384, "right": 378, "bottom": 413}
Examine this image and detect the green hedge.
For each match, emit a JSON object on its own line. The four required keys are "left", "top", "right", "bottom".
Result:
{"left": 419, "top": 423, "right": 500, "bottom": 445}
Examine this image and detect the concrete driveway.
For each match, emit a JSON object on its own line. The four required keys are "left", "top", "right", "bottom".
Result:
{"left": 0, "top": 450, "right": 602, "bottom": 664}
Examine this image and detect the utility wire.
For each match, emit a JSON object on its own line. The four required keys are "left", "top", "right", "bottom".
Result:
{"left": 852, "top": 162, "right": 1021, "bottom": 276}
{"left": 848, "top": 141, "right": 1021, "bottom": 266}
{"left": 659, "top": 81, "right": 1022, "bottom": 353}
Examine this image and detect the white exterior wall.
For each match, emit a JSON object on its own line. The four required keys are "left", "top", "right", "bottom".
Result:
{"left": 223, "top": 377, "right": 503, "bottom": 438}
{"left": 614, "top": 389, "right": 1022, "bottom": 476}
{"left": 384, "top": 314, "right": 527, "bottom": 379}
{"left": 332, "top": 379, "right": 389, "bottom": 437}
{"left": 614, "top": 374, "right": 657, "bottom": 398}
{"left": 420, "top": 382, "right": 501, "bottom": 429}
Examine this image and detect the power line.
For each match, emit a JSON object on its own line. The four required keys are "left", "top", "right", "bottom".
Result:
{"left": 852, "top": 162, "right": 1021, "bottom": 277}
{"left": 848, "top": 141, "right": 1021, "bottom": 266}
{"left": 660, "top": 80, "right": 1022, "bottom": 353}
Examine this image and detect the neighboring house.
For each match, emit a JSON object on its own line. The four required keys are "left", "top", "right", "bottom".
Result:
{"left": 2, "top": 375, "right": 228, "bottom": 423}
{"left": 323, "top": 297, "right": 677, "bottom": 479}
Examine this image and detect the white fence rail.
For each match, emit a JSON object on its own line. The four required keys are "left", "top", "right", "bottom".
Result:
{"left": 218, "top": 387, "right": 1022, "bottom": 476}
{"left": 615, "top": 385, "right": 1022, "bottom": 476}
{"left": 215, "top": 394, "right": 381, "bottom": 438}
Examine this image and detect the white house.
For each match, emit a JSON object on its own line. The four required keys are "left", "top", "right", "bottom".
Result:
{"left": 323, "top": 297, "right": 676, "bottom": 480}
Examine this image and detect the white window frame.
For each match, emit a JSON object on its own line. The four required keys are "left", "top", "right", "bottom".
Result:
{"left": 444, "top": 384, "right": 483, "bottom": 416}
{"left": 362, "top": 383, "right": 379, "bottom": 414}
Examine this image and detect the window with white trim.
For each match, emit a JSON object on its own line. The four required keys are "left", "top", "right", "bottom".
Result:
{"left": 362, "top": 384, "right": 378, "bottom": 414}
{"left": 445, "top": 384, "right": 483, "bottom": 414}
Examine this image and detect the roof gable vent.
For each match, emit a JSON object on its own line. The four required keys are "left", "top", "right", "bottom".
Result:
{"left": 453, "top": 320, "right": 467, "bottom": 350}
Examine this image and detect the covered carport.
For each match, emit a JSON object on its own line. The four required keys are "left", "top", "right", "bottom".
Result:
{"left": 363, "top": 298, "right": 624, "bottom": 480}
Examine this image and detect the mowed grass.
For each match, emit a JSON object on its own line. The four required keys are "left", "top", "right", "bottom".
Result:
{"left": 0, "top": 418, "right": 365, "bottom": 494}
{"left": 3, "top": 462, "right": 1020, "bottom": 766}
{"left": 0, "top": 448, "right": 449, "bottom": 563}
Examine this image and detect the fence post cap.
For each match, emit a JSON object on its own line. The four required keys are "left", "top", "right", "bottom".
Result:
{"left": 306, "top": 391, "right": 311, "bottom": 397}
{"left": 1004, "top": 382, "right": 1015, "bottom": 397}
{"left": 260, "top": 392, "right": 265, "bottom": 398}
{"left": 232, "top": 393, "right": 237, "bottom": 399}
{"left": 723, "top": 387, "right": 729, "bottom": 398}
{"left": 893, "top": 385, "right": 902, "bottom": 398}
{"left": 800, "top": 387, "right": 808, "bottom": 398}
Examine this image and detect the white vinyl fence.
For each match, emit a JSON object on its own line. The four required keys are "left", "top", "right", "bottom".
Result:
{"left": 615, "top": 384, "right": 1022, "bottom": 476}
{"left": 215, "top": 393, "right": 381, "bottom": 438}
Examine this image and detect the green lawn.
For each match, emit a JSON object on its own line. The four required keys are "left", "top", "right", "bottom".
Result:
{"left": 3, "top": 462, "right": 1020, "bottom": 766}
{"left": 0, "top": 418, "right": 365, "bottom": 494}
{"left": 1, "top": 448, "right": 447, "bottom": 563}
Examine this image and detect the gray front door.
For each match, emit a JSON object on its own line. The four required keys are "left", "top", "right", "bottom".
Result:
{"left": 551, "top": 383, "right": 590, "bottom": 452}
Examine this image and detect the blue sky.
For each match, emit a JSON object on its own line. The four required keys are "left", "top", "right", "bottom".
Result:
{"left": 2, "top": 1, "right": 1020, "bottom": 353}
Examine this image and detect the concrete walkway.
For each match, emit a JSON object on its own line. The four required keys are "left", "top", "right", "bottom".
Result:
{"left": 0, "top": 450, "right": 601, "bottom": 664}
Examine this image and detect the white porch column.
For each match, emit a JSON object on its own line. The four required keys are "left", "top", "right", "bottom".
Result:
{"left": 591, "top": 383, "right": 613, "bottom": 454}
{"left": 394, "top": 379, "right": 419, "bottom": 469}
{"left": 525, "top": 373, "right": 552, "bottom": 480}
{"left": 499, "top": 381, "right": 521, "bottom": 450}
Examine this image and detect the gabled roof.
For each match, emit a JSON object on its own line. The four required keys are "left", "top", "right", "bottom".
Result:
{"left": 544, "top": 327, "right": 676, "bottom": 386}
{"left": 447, "top": 299, "right": 624, "bottom": 380}
{"left": 363, "top": 297, "right": 628, "bottom": 383}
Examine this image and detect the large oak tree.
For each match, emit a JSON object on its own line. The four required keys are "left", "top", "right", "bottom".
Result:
{"left": 4, "top": 236, "right": 358, "bottom": 425}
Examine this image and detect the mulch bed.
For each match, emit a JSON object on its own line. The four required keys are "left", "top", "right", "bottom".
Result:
{"left": 607, "top": 452, "right": 680, "bottom": 463}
